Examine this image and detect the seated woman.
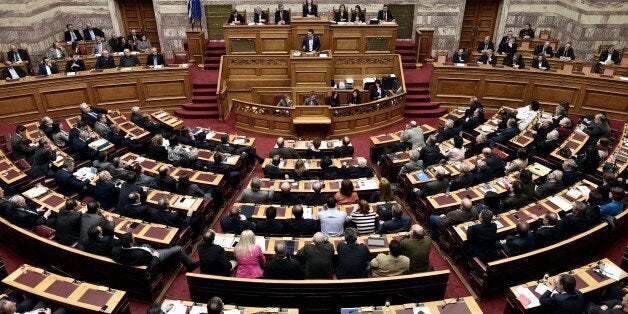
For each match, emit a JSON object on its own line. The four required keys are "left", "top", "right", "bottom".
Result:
{"left": 351, "top": 5, "right": 365, "bottom": 23}
{"left": 505, "top": 148, "right": 529, "bottom": 174}
{"left": 136, "top": 34, "right": 152, "bottom": 52}
{"left": 599, "top": 187, "right": 625, "bottom": 216}
{"left": 335, "top": 4, "right": 349, "bottom": 22}
{"left": 276, "top": 93, "right": 293, "bottom": 107}
{"left": 51, "top": 121, "right": 69, "bottom": 148}
{"left": 440, "top": 135, "right": 466, "bottom": 162}
{"left": 305, "top": 137, "right": 325, "bottom": 159}
{"left": 325, "top": 91, "right": 340, "bottom": 107}
{"left": 227, "top": 9, "right": 245, "bottom": 24}
{"left": 293, "top": 159, "right": 312, "bottom": 181}
{"left": 234, "top": 230, "right": 266, "bottom": 278}
{"left": 349, "top": 199, "right": 378, "bottom": 235}
{"left": 335, "top": 179, "right": 359, "bottom": 205}
{"left": 70, "top": 41, "right": 86, "bottom": 56}
{"left": 348, "top": 89, "right": 361, "bottom": 105}
{"left": 302, "top": 0, "right": 318, "bottom": 17}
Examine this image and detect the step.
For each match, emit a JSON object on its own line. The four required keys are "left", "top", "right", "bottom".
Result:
{"left": 204, "top": 64, "right": 220, "bottom": 70}
{"left": 205, "top": 50, "right": 225, "bottom": 57}
{"left": 182, "top": 103, "right": 219, "bottom": 111}
{"left": 402, "top": 63, "right": 417, "bottom": 69}
{"left": 193, "top": 88, "right": 217, "bottom": 96}
{"left": 405, "top": 102, "right": 439, "bottom": 110}
{"left": 174, "top": 108, "right": 219, "bottom": 119}
{"left": 206, "top": 41, "right": 226, "bottom": 48}
{"left": 401, "top": 55, "right": 416, "bottom": 61}
{"left": 404, "top": 108, "right": 448, "bottom": 118}
{"left": 192, "top": 83, "right": 217, "bottom": 89}
{"left": 192, "top": 95, "right": 218, "bottom": 103}
{"left": 395, "top": 41, "right": 414, "bottom": 48}
{"left": 405, "top": 94, "right": 431, "bottom": 102}
{"left": 406, "top": 86, "right": 430, "bottom": 93}
{"left": 204, "top": 57, "right": 222, "bottom": 63}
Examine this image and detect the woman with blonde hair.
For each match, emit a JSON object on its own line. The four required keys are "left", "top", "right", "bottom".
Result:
{"left": 293, "top": 159, "right": 311, "bottom": 181}
{"left": 369, "top": 177, "right": 393, "bottom": 202}
{"left": 234, "top": 230, "right": 266, "bottom": 278}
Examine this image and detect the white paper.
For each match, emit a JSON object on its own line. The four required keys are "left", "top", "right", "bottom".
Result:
{"left": 120, "top": 67, "right": 133, "bottom": 71}
{"left": 162, "top": 139, "right": 170, "bottom": 148}
{"left": 223, "top": 310, "right": 241, "bottom": 314}
{"left": 23, "top": 186, "right": 48, "bottom": 199}
{"left": 177, "top": 197, "right": 196, "bottom": 208}
{"left": 134, "top": 156, "right": 145, "bottom": 163}
{"left": 600, "top": 263, "right": 623, "bottom": 281}
{"left": 566, "top": 189, "right": 582, "bottom": 200}
{"left": 302, "top": 207, "right": 313, "bottom": 219}
{"left": 534, "top": 283, "right": 551, "bottom": 295}
{"left": 319, "top": 141, "right": 328, "bottom": 149}
{"left": 155, "top": 112, "right": 168, "bottom": 119}
{"left": 577, "top": 185, "right": 591, "bottom": 195}
{"left": 226, "top": 156, "right": 238, "bottom": 164}
{"left": 66, "top": 72, "right": 76, "bottom": 76}
{"left": 164, "top": 302, "right": 188, "bottom": 314}
{"left": 214, "top": 235, "right": 235, "bottom": 248}
{"left": 255, "top": 236, "right": 266, "bottom": 251}
{"left": 549, "top": 196, "right": 573, "bottom": 211}
{"left": 88, "top": 139, "right": 108, "bottom": 149}
{"left": 233, "top": 138, "right": 246, "bottom": 145}
{"left": 278, "top": 161, "right": 285, "bottom": 168}
{"left": 481, "top": 125, "right": 494, "bottom": 132}
{"left": 205, "top": 131, "right": 216, "bottom": 140}
{"left": 55, "top": 155, "right": 64, "bottom": 162}
{"left": 358, "top": 179, "right": 378, "bottom": 190}
{"left": 413, "top": 306, "right": 431, "bottom": 314}
{"left": 189, "top": 306, "right": 207, "bottom": 314}
{"left": 494, "top": 220, "right": 504, "bottom": 228}
{"left": 455, "top": 63, "right": 466, "bottom": 67}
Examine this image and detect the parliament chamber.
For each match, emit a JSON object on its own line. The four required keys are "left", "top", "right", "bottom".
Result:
{"left": 0, "top": 1, "right": 627, "bottom": 313}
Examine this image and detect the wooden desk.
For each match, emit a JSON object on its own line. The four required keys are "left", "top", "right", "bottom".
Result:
{"left": 22, "top": 122, "right": 72, "bottom": 168}
{"left": 191, "top": 127, "right": 256, "bottom": 149}
{"left": 505, "top": 258, "right": 627, "bottom": 313}
{"left": 151, "top": 110, "right": 185, "bottom": 130}
{"left": 277, "top": 139, "right": 350, "bottom": 154}
{"left": 0, "top": 66, "right": 192, "bottom": 124}
{"left": 234, "top": 201, "right": 395, "bottom": 221}
{"left": 597, "top": 123, "right": 628, "bottom": 175}
{"left": 0, "top": 150, "right": 28, "bottom": 187}
{"left": 353, "top": 296, "right": 481, "bottom": 314}
{"left": 248, "top": 177, "right": 379, "bottom": 194}
{"left": 3, "top": 264, "right": 129, "bottom": 314}
{"left": 430, "top": 63, "right": 628, "bottom": 120}
{"left": 106, "top": 110, "right": 151, "bottom": 141}
{"left": 162, "top": 299, "right": 299, "bottom": 314}
{"left": 64, "top": 116, "right": 115, "bottom": 152}
{"left": 52, "top": 52, "right": 151, "bottom": 73}
{"left": 549, "top": 130, "right": 589, "bottom": 163}
{"left": 290, "top": 51, "right": 333, "bottom": 87}
{"left": 260, "top": 157, "right": 358, "bottom": 172}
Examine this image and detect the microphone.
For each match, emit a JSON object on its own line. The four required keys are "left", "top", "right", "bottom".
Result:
{"left": 397, "top": 293, "right": 420, "bottom": 306}
{"left": 49, "top": 265, "right": 79, "bottom": 283}
{"left": 441, "top": 297, "right": 461, "bottom": 309}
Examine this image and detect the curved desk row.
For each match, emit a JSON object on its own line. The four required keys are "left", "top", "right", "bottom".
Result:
{"left": 429, "top": 63, "right": 628, "bottom": 120}
{"left": 0, "top": 66, "right": 192, "bottom": 124}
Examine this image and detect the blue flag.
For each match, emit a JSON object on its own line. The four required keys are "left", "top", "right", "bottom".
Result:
{"left": 187, "top": 0, "right": 202, "bottom": 24}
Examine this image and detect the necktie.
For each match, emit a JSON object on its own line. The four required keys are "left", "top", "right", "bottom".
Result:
{"left": 281, "top": 12, "right": 284, "bottom": 22}
{"left": 15, "top": 52, "right": 21, "bottom": 62}
{"left": 71, "top": 31, "right": 76, "bottom": 42}
{"left": 484, "top": 44, "right": 488, "bottom": 50}
{"left": 384, "top": 12, "right": 387, "bottom": 20}
{"left": 89, "top": 29, "right": 95, "bottom": 40}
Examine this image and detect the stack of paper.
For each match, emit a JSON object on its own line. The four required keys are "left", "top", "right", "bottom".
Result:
{"left": 214, "top": 235, "right": 235, "bottom": 248}
{"left": 600, "top": 263, "right": 623, "bottom": 281}
{"left": 88, "top": 139, "right": 108, "bottom": 149}
{"left": 565, "top": 189, "right": 582, "bottom": 200}
{"left": 481, "top": 125, "right": 494, "bottom": 132}
{"left": 358, "top": 179, "right": 378, "bottom": 190}
{"left": 23, "top": 186, "right": 48, "bottom": 199}
{"left": 73, "top": 167, "right": 96, "bottom": 181}
{"left": 162, "top": 139, "right": 170, "bottom": 148}
{"left": 302, "top": 207, "right": 313, "bottom": 219}
{"left": 549, "top": 196, "right": 573, "bottom": 211}
{"left": 205, "top": 131, "right": 216, "bottom": 140}
{"left": 413, "top": 305, "right": 431, "bottom": 313}
{"left": 162, "top": 301, "right": 188, "bottom": 314}
{"left": 155, "top": 112, "right": 168, "bottom": 119}
{"left": 177, "top": 197, "right": 196, "bottom": 209}
{"left": 576, "top": 185, "right": 591, "bottom": 195}
{"left": 255, "top": 236, "right": 266, "bottom": 251}
{"left": 233, "top": 138, "right": 246, "bottom": 145}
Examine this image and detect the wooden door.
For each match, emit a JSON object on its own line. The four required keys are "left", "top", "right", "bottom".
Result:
{"left": 119, "top": 0, "right": 160, "bottom": 49}
{"left": 459, "top": 0, "right": 500, "bottom": 51}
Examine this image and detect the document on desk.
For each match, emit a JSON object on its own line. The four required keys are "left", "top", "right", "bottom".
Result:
{"left": 88, "top": 139, "right": 108, "bottom": 149}
{"left": 205, "top": 132, "right": 216, "bottom": 141}
{"left": 358, "top": 179, "right": 378, "bottom": 190}
{"left": 155, "top": 112, "right": 168, "bottom": 119}
{"left": 214, "top": 235, "right": 235, "bottom": 248}
{"left": 413, "top": 305, "right": 431, "bottom": 314}
{"left": 576, "top": 185, "right": 591, "bottom": 195}
{"left": 23, "top": 186, "right": 48, "bottom": 199}
{"left": 549, "top": 196, "right": 573, "bottom": 211}
{"left": 189, "top": 306, "right": 208, "bottom": 314}
{"left": 176, "top": 197, "right": 196, "bottom": 209}
{"left": 255, "top": 236, "right": 266, "bottom": 251}
{"left": 233, "top": 138, "right": 246, "bottom": 145}
{"left": 515, "top": 286, "right": 540, "bottom": 308}
{"left": 302, "top": 207, "right": 313, "bottom": 219}
{"left": 162, "top": 301, "right": 187, "bottom": 314}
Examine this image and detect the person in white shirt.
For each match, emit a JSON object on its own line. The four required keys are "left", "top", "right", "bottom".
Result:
{"left": 317, "top": 197, "right": 347, "bottom": 236}
{"left": 2, "top": 61, "right": 26, "bottom": 80}
{"left": 441, "top": 135, "right": 466, "bottom": 162}
{"left": 516, "top": 100, "right": 540, "bottom": 130}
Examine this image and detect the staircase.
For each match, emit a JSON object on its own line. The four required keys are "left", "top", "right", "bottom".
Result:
{"left": 395, "top": 41, "right": 416, "bottom": 70}
{"left": 204, "top": 41, "right": 225, "bottom": 70}
{"left": 174, "top": 69, "right": 221, "bottom": 119}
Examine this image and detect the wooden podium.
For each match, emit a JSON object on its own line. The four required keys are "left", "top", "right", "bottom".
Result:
{"left": 186, "top": 30, "right": 206, "bottom": 65}
{"left": 290, "top": 50, "right": 333, "bottom": 87}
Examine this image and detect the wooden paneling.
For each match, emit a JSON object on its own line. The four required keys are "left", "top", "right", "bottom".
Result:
{"left": 0, "top": 67, "right": 192, "bottom": 123}
{"left": 119, "top": 0, "right": 160, "bottom": 49}
{"left": 186, "top": 31, "right": 206, "bottom": 65}
{"left": 415, "top": 29, "right": 434, "bottom": 62}
{"left": 459, "top": 0, "right": 500, "bottom": 51}
{"left": 430, "top": 63, "right": 628, "bottom": 120}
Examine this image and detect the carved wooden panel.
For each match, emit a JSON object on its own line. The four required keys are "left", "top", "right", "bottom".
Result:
{"left": 530, "top": 84, "right": 579, "bottom": 107}
{"left": 93, "top": 82, "right": 140, "bottom": 106}
{"left": 40, "top": 85, "right": 89, "bottom": 113}
{"left": 0, "top": 92, "right": 38, "bottom": 118}
{"left": 435, "top": 79, "right": 480, "bottom": 97}
{"left": 483, "top": 80, "right": 528, "bottom": 102}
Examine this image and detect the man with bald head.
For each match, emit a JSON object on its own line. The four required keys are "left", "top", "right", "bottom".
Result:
{"left": 403, "top": 121, "right": 425, "bottom": 150}
{"left": 237, "top": 177, "right": 274, "bottom": 203}
{"left": 154, "top": 165, "right": 177, "bottom": 192}
{"left": 263, "top": 155, "right": 285, "bottom": 179}
{"left": 532, "top": 212, "right": 560, "bottom": 248}
{"left": 501, "top": 221, "right": 534, "bottom": 255}
{"left": 271, "top": 182, "right": 301, "bottom": 205}
{"left": 333, "top": 136, "right": 354, "bottom": 158}
{"left": 296, "top": 232, "right": 334, "bottom": 278}
{"left": 264, "top": 240, "right": 305, "bottom": 279}
{"left": 94, "top": 50, "right": 116, "bottom": 69}
{"left": 269, "top": 137, "right": 300, "bottom": 159}
{"left": 428, "top": 196, "right": 478, "bottom": 239}
{"left": 220, "top": 206, "right": 255, "bottom": 235}
{"left": 342, "top": 157, "right": 373, "bottom": 179}
{"left": 146, "top": 47, "right": 166, "bottom": 66}
{"left": 198, "top": 229, "right": 235, "bottom": 275}
{"left": 302, "top": 181, "right": 327, "bottom": 206}
{"left": 119, "top": 48, "right": 140, "bottom": 67}
{"left": 400, "top": 224, "right": 431, "bottom": 273}
{"left": 415, "top": 168, "right": 450, "bottom": 197}
{"left": 284, "top": 204, "right": 319, "bottom": 237}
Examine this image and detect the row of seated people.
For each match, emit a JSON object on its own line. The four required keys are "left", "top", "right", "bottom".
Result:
{"left": 263, "top": 155, "right": 373, "bottom": 180}
{"left": 274, "top": 87, "right": 384, "bottom": 108}
{"left": 197, "top": 227, "right": 428, "bottom": 280}
{"left": 269, "top": 136, "right": 354, "bottom": 159}
{"left": 228, "top": 3, "right": 395, "bottom": 25}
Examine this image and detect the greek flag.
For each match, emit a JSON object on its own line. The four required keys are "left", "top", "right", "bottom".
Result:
{"left": 187, "top": 0, "right": 202, "bottom": 24}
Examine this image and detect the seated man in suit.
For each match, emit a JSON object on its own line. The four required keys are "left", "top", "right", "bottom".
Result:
{"left": 264, "top": 240, "right": 306, "bottom": 279}
{"left": 55, "top": 159, "right": 89, "bottom": 196}
{"left": 154, "top": 165, "right": 177, "bottom": 192}
{"left": 534, "top": 41, "right": 554, "bottom": 57}
{"left": 275, "top": 3, "right": 291, "bottom": 25}
{"left": 302, "top": 181, "right": 327, "bottom": 206}
{"left": 500, "top": 221, "right": 534, "bottom": 256}
{"left": 477, "top": 36, "right": 495, "bottom": 53}
{"left": 263, "top": 155, "right": 285, "bottom": 179}
{"left": 464, "top": 209, "right": 498, "bottom": 262}
{"left": 94, "top": 50, "right": 116, "bottom": 69}
{"left": 253, "top": 7, "right": 268, "bottom": 24}
{"left": 227, "top": 9, "right": 245, "bottom": 24}
{"left": 539, "top": 274, "right": 585, "bottom": 313}
{"left": 70, "top": 130, "right": 98, "bottom": 161}
{"left": 66, "top": 54, "right": 86, "bottom": 72}
{"left": 341, "top": 157, "right": 373, "bottom": 179}
{"left": 271, "top": 182, "right": 301, "bottom": 205}
{"left": 532, "top": 212, "right": 561, "bottom": 248}
{"left": 55, "top": 199, "right": 83, "bottom": 245}
{"left": 303, "top": 91, "right": 320, "bottom": 105}
{"left": 79, "top": 102, "right": 110, "bottom": 127}
{"left": 296, "top": 232, "right": 334, "bottom": 279}
{"left": 556, "top": 42, "right": 576, "bottom": 60}
{"left": 237, "top": 177, "right": 274, "bottom": 203}
{"left": 476, "top": 49, "right": 497, "bottom": 65}
{"left": 2, "top": 61, "right": 26, "bottom": 80}
{"left": 64, "top": 23, "right": 83, "bottom": 42}
{"left": 150, "top": 197, "right": 195, "bottom": 229}
{"left": 556, "top": 201, "right": 591, "bottom": 238}
{"left": 379, "top": 204, "right": 411, "bottom": 234}
{"left": 598, "top": 46, "right": 621, "bottom": 65}
{"left": 83, "top": 22, "right": 105, "bottom": 41}
{"left": 535, "top": 170, "right": 564, "bottom": 198}
{"left": 220, "top": 207, "right": 255, "bottom": 235}
{"left": 452, "top": 48, "right": 467, "bottom": 64}
{"left": 415, "top": 168, "right": 449, "bottom": 197}
{"left": 206, "top": 152, "right": 240, "bottom": 188}
{"left": 504, "top": 52, "right": 525, "bottom": 68}
{"left": 531, "top": 53, "right": 550, "bottom": 70}
{"left": 6, "top": 44, "right": 31, "bottom": 67}
{"left": 302, "top": 0, "right": 318, "bottom": 17}
{"left": 487, "top": 118, "right": 519, "bottom": 147}
{"left": 377, "top": 4, "right": 395, "bottom": 22}
{"left": 269, "top": 137, "right": 301, "bottom": 159}
{"left": 284, "top": 204, "right": 318, "bottom": 236}
{"left": 333, "top": 136, "right": 354, "bottom": 158}
{"left": 112, "top": 232, "right": 197, "bottom": 271}
{"left": 47, "top": 42, "right": 68, "bottom": 60}
{"left": 428, "top": 197, "right": 477, "bottom": 239}
{"left": 3, "top": 195, "right": 52, "bottom": 229}
{"left": 10, "top": 124, "right": 36, "bottom": 162}
{"left": 255, "top": 206, "right": 284, "bottom": 236}
{"left": 119, "top": 48, "right": 140, "bottom": 67}
{"left": 301, "top": 29, "right": 320, "bottom": 52}
{"left": 146, "top": 47, "right": 166, "bottom": 66}
{"left": 30, "top": 138, "right": 57, "bottom": 178}
{"left": 92, "top": 36, "right": 111, "bottom": 55}
{"left": 197, "top": 230, "right": 236, "bottom": 276}
{"left": 83, "top": 224, "right": 120, "bottom": 256}
{"left": 121, "top": 192, "right": 156, "bottom": 220}
{"left": 519, "top": 23, "right": 534, "bottom": 38}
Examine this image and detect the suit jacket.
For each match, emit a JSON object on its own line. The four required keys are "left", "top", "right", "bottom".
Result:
{"left": 275, "top": 10, "right": 291, "bottom": 24}
{"left": 379, "top": 216, "right": 411, "bottom": 234}
{"left": 198, "top": 243, "right": 233, "bottom": 275}
{"left": 556, "top": 47, "right": 575, "bottom": 60}
{"left": 83, "top": 27, "right": 105, "bottom": 41}
{"left": 271, "top": 192, "right": 301, "bottom": 206}
{"left": 477, "top": 54, "right": 497, "bottom": 65}
{"left": 122, "top": 203, "right": 154, "bottom": 220}
{"left": 335, "top": 242, "right": 370, "bottom": 279}
{"left": 3, "top": 206, "right": 47, "bottom": 229}
{"left": 491, "top": 126, "right": 519, "bottom": 143}
{"left": 111, "top": 246, "right": 158, "bottom": 268}
{"left": 342, "top": 166, "right": 373, "bottom": 179}
{"left": 55, "top": 208, "right": 82, "bottom": 245}
{"left": 146, "top": 54, "right": 165, "bottom": 66}
{"left": 534, "top": 45, "right": 554, "bottom": 57}
{"left": 476, "top": 41, "right": 495, "bottom": 52}
{"left": 399, "top": 160, "right": 423, "bottom": 175}
{"left": 301, "top": 35, "right": 321, "bottom": 52}
{"left": 94, "top": 180, "right": 119, "bottom": 210}
{"left": 79, "top": 213, "right": 114, "bottom": 248}
{"left": 2, "top": 67, "right": 26, "bottom": 80}
{"left": 502, "top": 232, "right": 534, "bottom": 256}
{"left": 84, "top": 236, "right": 119, "bottom": 256}
{"left": 269, "top": 147, "right": 300, "bottom": 159}
{"left": 351, "top": 11, "right": 366, "bottom": 23}
{"left": 465, "top": 222, "right": 498, "bottom": 262}
{"left": 420, "top": 145, "right": 443, "bottom": 167}
{"left": 333, "top": 145, "right": 354, "bottom": 158}
{"left": 377, "top": 10, "right": 394, "bottom": 21}
{"left": 220, "top": 216, "right": 255, "bottom": 235}
{"left": 405, "top": 127, "right": 425, "bottom": 150}
{"left": 263, "top": 164, "right": 285, "bottom": 179}
{"left": 557, "top": 213, "right": 590, "bottom": 238}
{"left": 30, "top": 147, "right": 56, "bottom": 177}
{"left": 95, "top": 56, "right": 116, "bottom": 69}
{"left": 335, "top": 11, "right": 349, "bottom": 22}
{"left": 452, "top": 52, "right": 467, "bottom": 63}
{"left": 519, "top": 28, "right": 535, "bottom": 38}
{"left": 264, "top": 258, "right": 306, "bottom": 279}
{"left": 533, "top": 225, "right": 561, "bottom": 248}
{"left": 236, "top": 189, "right": 273, "bottom": 203}
{"left": 599, "top": 50, "right": 621, "bottom": 64}
{"left": 55, "top": 168, "right": 87, "bottom": 196}
{"left": 150, "top": 209, "right": 190, "bottom": 228}
{"left": 302, "top": 193, "right": 327, "bottom": 206}
{"left": 302, "top": 4, "right": 318, "bottom": 17}
{"left": 66, "top": 59, "right": 86, "bottom": 72}
{"left": 10, "top": 134, "right": 35, "bottom": 161}
{"left": 227, "top": 14, "right": 245, "bottom": 24}
{"left": 539, "top": 290, "right": 585, "bottom": 314}
{"left": 284, "top": 218, "right": 318, "bottom": 237}
{"left": 154, "top": 175, "right": 177, "bottom": 192}
{"left": 37, "top": 63, "right": 59, "bottom": 76}
{"left": 119, "top": 55, "right": 140, "bottom": 67}
{"left": 504, "top": 56, "right": 525, "bottom": 68}
{"left": 117, "top": 182, "right": 146, "bottom": 211}
{"left": 70, "top": 137, "right": 97, "bottom": 161}
{"left": 499, "top": 43, "right": 518, "bottom": 56}
{"left": 64, "top": 29, "right": 83, "bottom": 42}
{"left": 535, "top": 180, "right": 563, "bottom": 198}
{"left": 255, "top": 220, "right": 284, "bottom": 236}
{"left": 296, "top": 242, "right": 334, "bottom": 279}
{"left": 92, "top": 42, "right": 111, "bottom": 55}
{"left": 418, "top": 178, "right": 449, "bottom": 197}
{"left": 500, "top": 194, "right": 529, "bottom": 212}
{"left": 400, "top": 236, "right": 432, "bottom": 273}
{"left": 531, "top": 58, "right": 550, "bottom": 70}
{"left": 254, "top": 11, "right": 269, "bottom": 24}
{"left": 7, "top": 49, "right": 31, "bottom": 63}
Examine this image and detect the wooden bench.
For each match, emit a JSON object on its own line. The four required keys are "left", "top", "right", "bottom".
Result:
{"left": 186, "top": 270, "right": 450, "bottom": 313}
{"left": 468, "top": 210, "right": 628, "bottom": 298}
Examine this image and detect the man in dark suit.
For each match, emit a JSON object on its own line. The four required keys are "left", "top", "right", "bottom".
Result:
{"left": 79, "top": 103, "right": 109, "bottom": 128}
{"left": 111, "top": 232, "right": 197, "bottom": 271}
{"left": 498, "top": 30, "right": 515, "bottom": 49}
{"left": 531, "top": 54, "right": 550, "bottom": 70}
{"left": 539, "top": 274, "right": 585, "bottom": 314}
{"left": 452, "top": 48, "right": 467, "bottom": 64}
{"left": 215, "top": 134, "right": 236, "bottom": 155}
{"left": 535, "top": 170, "right": 564, "bottom": 198}
{"left": 93, "top": 171, "right": 119, "bottom": 210}
{"left": 264, "top": 240, "right": 305, "bottom": 279}
{"left": 7, "top": 44, "right": 31, "bottom": 65}
{"left": 275, "top": 4, "right": 291, "bottom": 25}
{"left": 296, "top": 232, "right": 334, "bottom": 279}
{"left": 284, "top": 204, "right": 318, "bottom": 236}
{"left": 416, "top": 168, "right": 449, "bottom": 197}
{"left": 127, "top": 29, "right": 141, "bottom": 42}
{"left": 83, "top": 22, "right": 105, "bottom": 41}
{"left": 64, "top": 24, "right": 83, "bottom": 42}
{"left": 341, "top": 157, "right": 373, "bottom": 179}
{"left": 534, "top": 41, "right": 554, "bottom": 57}
{"left": 263, "top": 155, "right": 285, "bottom": 179}
{"left": 301, "top": 29, "right": 321, "bottom": 52}
{"left": 449, "top": 164, "right": 474, "bottom": 191}
{"left": 555, "top": 42, "right": 576, "bottom": 60}
{"left": 227, "top": 10, "right": 246, "bottom": 24}
{"left": 154, "top": 166, "right": 177, "bottom": 192}
{"left": 119, "top": 49, "right": 140, "bottom": 67}
{"left": 2, "top": 60, "right": 26, "bottom": 80}
{"left": 146, "top": 48, "right": 166, "bottom": 66}
{"left": 71, "top": 131, "right": 98, "bottom": 161}
{"left": 253, "top": 7, "right": 269, "bottom": 24}
{"left": 532, "top": 212, "right": 561, "bottom": 248}
{"left": 488, "top": 118, "right": 519, "bottom": 147}
{"left": 3, "top": 195, "right": 52, "bottom": 229}
{"left": 198, "top": 230, "right": 234, "bottom": 275}
{"left": 477, "top": 36, "right": 495, "bottom": 53}
{"left": 519, "top": 23, "right": 534, "bottom": 38}
{"left": 117, "top": 172, "right": 147, "bottom": 211}
{"left": 37, "top": 57, "right": 59, "bottom": 76}
{"left": 379, "top": 204, "right": 411, "bottom": 234}
{"left": 79, "top": 201, "right": 114, "bottom": 249}
{"left": 255, "top": 206, "right": 284, "bottom": 236}
{"left": 500, "top": 181, "right": 528, "bottom": 213}
{"left": 66, "top": 54, "right": 86, "bottom": 72}
{"left": 557, "top": 202, "right": 591, "bottom": 238}
{"left": 420, "top": 136, "right": 443, "bottom": 167}
{"left": 302, "top": 182, "right": 327, "bottom": 206}
{"left": 464, "top": 209, "right": 498, "bottom": 262}
{"left": 121, "top": 192, "right": 155, "bottom": 221}
{"left": 477, "top": 50, "right": 497, "bottom": 65}
{"left": 561, "top": 159, "right": 579, "bottom": 187}
{"left": 335, "top": 227, "right": 371, "bottom": 279}
{"left": 94, "top": 50, "right": 116, "bottom": 69}
{"left": 598, "top": 46, "right": 621, "bottom": 65}
{"left": 271, "top": 182, "right": 301, "bottom": 205}
{"left": 30, "top": 138, "right": 56, "bottom": 178}
{"left": 55, "top": 199, "right": 82, "bottom": 245}
{"left": 333, "top": 137, "right": 354, "bottom": 158}
{"left": 83, "top": 224, "right": 120, "bottom": 256}
{"left": 377, "top": 4, "right": 395, "bottom": 21}
{"left": 269, "top": 137, "right": 301, "bottom": 159}
{"left": 55, "top": 159, "right": 89, "bottom": 196}
{"left": 10, "top": 124, "right": 36, "bottom": 162}
{"left": 150, "top": 197, "right": 194, "bottom": 229}
{"left": 220, "top": 207, "right": 255, "bottom": 235}
{"left": 500, "top": 221, "right": 534, "bottom": 256}
{"left": 206, "top": 152, "right": 240, "bottom": 188}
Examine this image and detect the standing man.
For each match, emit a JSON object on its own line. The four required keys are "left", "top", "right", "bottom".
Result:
{"left": 301, "top": 29, "right": 320, "bottom": 52}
